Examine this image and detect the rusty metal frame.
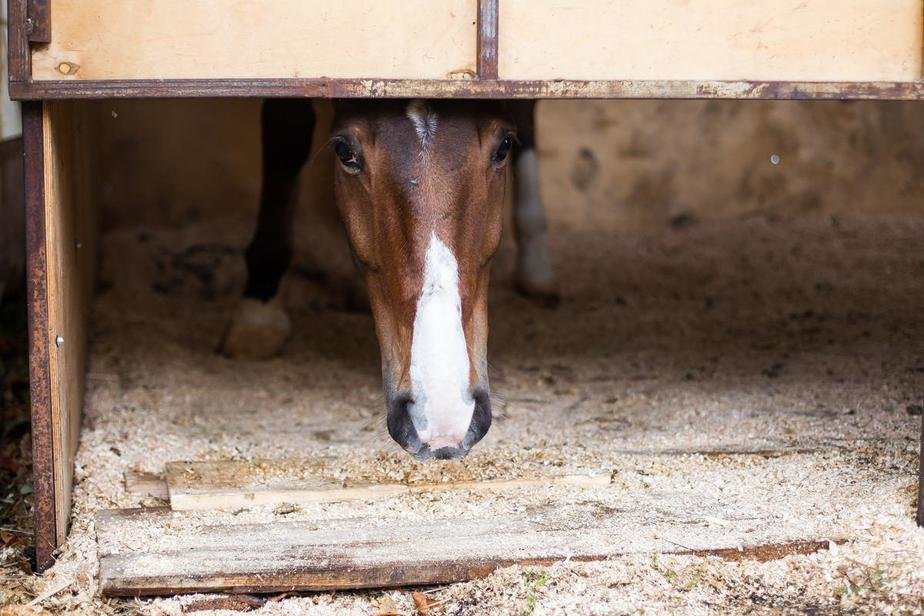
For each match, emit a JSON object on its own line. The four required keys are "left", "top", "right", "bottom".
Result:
{"left": 7, "top": 0, "right": 30, "bottom": 84}
{"left": 22, "top": 101, "right": 57, "bottom": 571}
{"left": 25, "top": 0, "right": 51, "bottom": 43}
{"left": 7, "top": 0, "right": 924, "bottom": 101}
{"left": 477, "top": 0, "right": 499, "bottom": 80}
{"left": 9, "top": 78, "right": 924, "bottom": 101}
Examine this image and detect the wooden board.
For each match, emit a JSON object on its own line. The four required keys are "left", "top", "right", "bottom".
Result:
{"left": 124, "top": 470, "right": 169, "bottom": 501}
{"left": 96, "top": 504, "right": 841, "bottom": 596}
{"left": 26, "top": 102, "right": 97, "bottom": 569}
{"left": 165, "top": 459, "right": 611, "bottom": 511}
{"left": 499, "top": 0, "right": 924, "bottom": 82}
{"left": 44, "top": 102, "right": 96, "bottom": 548}
{"left": 30, "top": 0, "right": 478, "bottom": 81}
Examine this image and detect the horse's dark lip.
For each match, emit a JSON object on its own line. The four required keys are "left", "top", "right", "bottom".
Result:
{"left": 410, "top": 443, "right": 469, "bottom": 461}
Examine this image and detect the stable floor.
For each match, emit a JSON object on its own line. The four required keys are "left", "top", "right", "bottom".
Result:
{"left": 35, "top": 210, "right": 924, "bottom": 613}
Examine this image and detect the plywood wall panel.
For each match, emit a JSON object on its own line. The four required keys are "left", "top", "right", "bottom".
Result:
{"left": 499, "top": 0, "right": 923, "bottom": 82}
{"left": 42, "top": 102, "right": 96, "bottom": 547}
{"left": 32, "top": 0, "right": 477, "bottom": 81}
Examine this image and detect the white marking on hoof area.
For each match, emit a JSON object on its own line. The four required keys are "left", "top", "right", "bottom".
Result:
{"left": 220, "top": 297, "right": 291, "bottom": 360}
{"left": 409, "top": 233, "right": 474, "bottom": 447}
{"left": 406, "top": 100, "right": 438, "bottom": 147}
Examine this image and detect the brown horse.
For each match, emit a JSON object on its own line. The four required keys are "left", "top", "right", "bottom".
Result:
{"left": 221, "top": 99, "right": 555, "bottom": 460}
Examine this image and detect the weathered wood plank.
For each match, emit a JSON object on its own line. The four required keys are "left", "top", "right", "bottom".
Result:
{"left": 96, "top": 504, "right": 843, "bottom": 597}
{"left": 124, "top": 470, "right": 169, "bottom": 500}
{"left": 165, "top": 459, "right": 611, "bottom": 511}
{"left": 42, "top": 102, "right": 96, "bottom": 550}
{"left": 25, "top": 102, "right": 97, "bottom": 571}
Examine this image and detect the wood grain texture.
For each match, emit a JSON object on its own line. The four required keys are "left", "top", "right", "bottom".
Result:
{"left": 165, "top": 459, "right": 610, "bottom": 511}
{"left": 499, "top": 0, "right": 923, "bottom": 82}
{"left": 96, "top": 505, "right": 843, "bottom": 597}
{"left": 30, "top": 0, "right": 477, "bottom": 81}
{"left": 41, "top": 102, "right": 96, "bottom": 549}
{"left": 124, "top": 471, "right": 169, "bottom": 500}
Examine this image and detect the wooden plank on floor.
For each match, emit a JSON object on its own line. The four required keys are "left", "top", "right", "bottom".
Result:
{"left": 96, "top": 504, "right": 841, "bottom": 597}
{"left": 164, "top": 459, "right": 611, "bottom": 511}
{"left": 124, "top": 470, "right": 168, "bottom": 500}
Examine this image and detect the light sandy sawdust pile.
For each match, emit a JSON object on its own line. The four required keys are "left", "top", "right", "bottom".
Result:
{"left": 2, "top": 210, "right": 924, "bottom": 615}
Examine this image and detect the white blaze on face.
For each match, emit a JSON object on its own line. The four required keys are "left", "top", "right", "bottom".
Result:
{"left": 408, "top": 233, "right": 474, "bottom": 449}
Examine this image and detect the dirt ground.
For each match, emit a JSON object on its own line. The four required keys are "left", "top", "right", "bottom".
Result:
{"left": 3, "top": 205, "right": 923, "bottom": 614}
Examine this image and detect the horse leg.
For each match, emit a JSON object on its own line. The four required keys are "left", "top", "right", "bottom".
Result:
{"left": 220, "top": 98, "right": 315, "bottom": 359}
{"left": 510, "top": 101, "right": 559, "bottom": 305}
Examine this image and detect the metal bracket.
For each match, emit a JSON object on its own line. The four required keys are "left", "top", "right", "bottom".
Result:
{"left": 25, "top": 0, "right": 51, "bottom": 44}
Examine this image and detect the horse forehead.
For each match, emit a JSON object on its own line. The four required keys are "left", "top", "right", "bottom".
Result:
{"left": 378, "top": 109, "right": 479, "bottom": 157}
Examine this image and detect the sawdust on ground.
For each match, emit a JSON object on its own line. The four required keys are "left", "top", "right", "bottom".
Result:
{"left": 3, "top": 209, "right": 924, "bottom": 614}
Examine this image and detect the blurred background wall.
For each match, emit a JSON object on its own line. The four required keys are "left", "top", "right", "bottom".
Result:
{"left": 86, "top": 99, "right": 924, "bottom": 234}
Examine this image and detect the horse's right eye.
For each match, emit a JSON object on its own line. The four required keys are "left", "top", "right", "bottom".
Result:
{"left": 492, "top": 134, "right": 514, "bottom": 165}
{"left": 334, "top": 140, "right": 361, "bottom": 174}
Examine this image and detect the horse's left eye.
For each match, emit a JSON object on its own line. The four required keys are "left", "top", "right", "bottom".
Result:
{"left": 493, "top": 134, "right": 514, "bottom": 164}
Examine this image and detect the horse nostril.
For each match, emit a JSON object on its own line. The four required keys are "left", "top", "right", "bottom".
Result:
{"left": 462, "top": 389, "right": 493, "bottom": 450}
{"left": 386, "top": 393, "right": 422, "bottom": 454}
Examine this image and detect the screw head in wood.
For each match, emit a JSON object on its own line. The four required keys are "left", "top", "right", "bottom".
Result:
{"left": 769, "top": 154, "right": 781, "bottom": 165}
{"left": 55, "top": 335, "right": 64, "bottom": 348}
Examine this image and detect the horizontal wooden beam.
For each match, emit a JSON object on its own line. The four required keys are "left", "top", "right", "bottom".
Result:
{"left": 10, "top": 78, "right": 924, "bottom": 101}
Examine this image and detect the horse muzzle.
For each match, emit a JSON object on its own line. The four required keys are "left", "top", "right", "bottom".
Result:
{"left": 386, "top": 389, "right": 492, "bottom": 460}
